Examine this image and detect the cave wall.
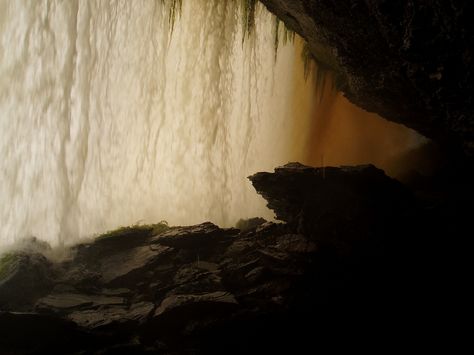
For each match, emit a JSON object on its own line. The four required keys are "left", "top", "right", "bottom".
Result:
{"left": 260, "top": 0, "right": 473, "bottom": 158}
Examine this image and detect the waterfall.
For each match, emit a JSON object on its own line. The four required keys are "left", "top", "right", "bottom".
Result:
{"left": 0, "top": 0, "right": 308, "bottom": 249}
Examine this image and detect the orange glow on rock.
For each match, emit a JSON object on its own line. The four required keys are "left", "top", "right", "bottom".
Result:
{"left": 290, "top": 37, "right": 434, "bottom": 179}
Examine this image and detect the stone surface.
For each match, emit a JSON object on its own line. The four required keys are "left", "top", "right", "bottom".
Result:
{"left": 0, "top": 252, "right": 52, "bottom": 310}
{"left": 235, "top": 217, "right": 267, "bottom": 232}
{"left": 36, "top": 293, "right": 126, "bottom": 312}
{"left": 0, "top": 163, "right": 463, "bottom": 353}
{"left": 154, "top": 291, "right": 238, "bottom": 318}
{"left": 68, "top": 301, "right": 154, "bottom": 329}
{"left": 100, "top": 244, "right": 172, "bottom": 284}
{"left": 249, "top": 162, "right": 412, "bottom": 246}
{"left": 260, "top": 0, "right": 474, "bottom": 158}
{"left": 151, "top": 222, "right": 237, "bottom": 249}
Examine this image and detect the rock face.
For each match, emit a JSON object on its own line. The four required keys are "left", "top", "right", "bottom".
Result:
{"left": 249, "top": 163, "right": 411, "bottom": 236}
{"left": 0, "top": 252, "right": 53, "bottom": 309}
{"left": 249, "top": 163, "right": 421, "bottom": 287}
{"left": 260, "top": 0, "right": 474, "bottom": 157}
{"left": 0, "top": 163, "right": 460, "bottom": 353}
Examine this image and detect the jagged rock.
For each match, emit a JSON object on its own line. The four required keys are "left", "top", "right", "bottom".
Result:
{"left": 0, "top": 252, "right": 53, "bottom": 310}
{"left": 152, "top": 222, "right": 237, "bottom": 249}
{"left": 249, "top": 162, "right": 412, "bottom": 244}
{"left": 100, "top": 244, "right": 172, "bottom": 284}
{"left": 260, "top": 0, "right": 474, "bottom": 158}
{"left": 0, "top": 163, "right": 434, "bottom": 353}
{"left": 223, "top": 238, "right": 256, "bottom": 256}
{"left": 235, "top": 217, "right": 267, "bottom": 232}
{"left": 170, "top": 263, "right": 223, "bottom": 294}
{"left": 57, "top": 266, "right": 102, "bottom": 292}
{"left": 36, "top": 293, "right": 126, "bottom": 313}
{"left": 73, "top": 223, "right": 169, "bottom": 263}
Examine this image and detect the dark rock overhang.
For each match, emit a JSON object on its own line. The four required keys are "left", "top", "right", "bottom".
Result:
{"left": 259, "top": 0, "right": 474, "bottom": 158}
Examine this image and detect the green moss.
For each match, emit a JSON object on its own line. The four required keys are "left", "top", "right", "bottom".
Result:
{"left": 161, "top": 1, "right": 347, "bottom": 90}
{"left": 96, "top": 221, "right": 169, "bottom": 241}
{"left": 0, "top": 253, "right": 16, "bottom": 281}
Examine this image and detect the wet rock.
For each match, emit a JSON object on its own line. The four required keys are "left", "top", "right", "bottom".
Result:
{"left": 100, "top": 244, "right": 172, "bottom": 284}
{"left": 170, "top": 264, "right": 223, "bottom": 295}
{"left": 235, "top": 217, "right": 267, "bottom": 232}
{"left": 0, "top": 163, "right": 426, "bottom": 353}
{"left": 274, "top": 234, "right": 318, "bottom": 253}
{"left": 153, "top": 291, "right": 238, "bottom": 327}
{"left": 68, "top": 302, "right": 154, "bottom": 329}
{"left": 151, "top": 222, "right": 237, "bottom": 249}
{"left": 58, "top": 266, "right": 101, "bottom": 291}
{"left": 224, "top": 238, "right": 256, "bottom": 256}
{"left": 52, "top": 283, "right": 78, "bottom": 293}
{"left": 244, "top": 266, "right": 267, "bottom": 283}
{"left": 73, "top": 223, "right": 169, "bottom": 263}
{"left": 68, "top": 307, "right": 128, "bottom": 329}
{"left": 195, "top": 260, "right": 219, "bottom": 272}
{"left": 36, "top": 293, "right": 126, "bottom": 313}
{"left": 260, "top": 0, "right": 474, "bottom": 158}
{"left": 0, "top": 164, "right": 466, "bottom": 354}
{"left": 249, "top": 163, "right": 412, "bottom": 244}
{"left": 257, "top": 248, "right": 290, "bottom": 263}
{"left": 102, "top": 288, "right": 132, "bottom": 297}
{"left": 0, "top": 252, "right": 53, "bottom": 310}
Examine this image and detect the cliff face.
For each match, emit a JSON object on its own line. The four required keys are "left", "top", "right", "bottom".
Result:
{"left": 260, "top": 0, "right": 473, "bottom": 158}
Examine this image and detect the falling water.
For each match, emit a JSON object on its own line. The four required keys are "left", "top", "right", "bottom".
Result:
{"left": 0, "top": 0, "right": 305, "bottom": 250}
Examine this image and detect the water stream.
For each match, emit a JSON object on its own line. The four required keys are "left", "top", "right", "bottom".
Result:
{"left": 0, "top": 0, "right": 305, "bottom": 249}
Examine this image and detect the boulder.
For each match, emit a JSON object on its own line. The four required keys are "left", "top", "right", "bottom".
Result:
{"left": 235, "top": 217, "right": 267, "bottom": 232}
{"left": 73, "top": 223, "right": 169, "bottom": 263}
{"left": 100, "top": 244, "right": 172, "bottom": 284}
{"left": 170, "top": 263, "right": 223, "bottom": 294}
{"left": 249, "top": 162, "right": 412, "bottom": 244}
{"left": 0, "top": 163, "right": 424, "bottom": 353}
{"left": 0, "top": 252, "right": 53, "bottom": 310}
{"left": 152, "top": 222, "right": 238, "bottom": 249}
{"left": 153, "top": 291, "right": 239, "bottom": 331}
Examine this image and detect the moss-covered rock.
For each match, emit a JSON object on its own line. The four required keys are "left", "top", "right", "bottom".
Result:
{"left": 0, "top": 252, "right": 52, "bottom": 310}
{"left": 0, "top": 253, "right": 17, "bottom": 282}
{"left": 95, "top": 221, "right": 169, "bottom": 242}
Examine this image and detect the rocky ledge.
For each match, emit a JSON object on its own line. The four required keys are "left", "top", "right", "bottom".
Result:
{"left": 0, "top": 163, "right": 461, "bottom": 354}
{"left": 260, "top": 0, "right": 474, "bottom": 158}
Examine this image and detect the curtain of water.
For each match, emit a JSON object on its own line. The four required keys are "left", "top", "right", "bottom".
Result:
{"left": 0, "top": 0, "right": 302, "bottom": 249}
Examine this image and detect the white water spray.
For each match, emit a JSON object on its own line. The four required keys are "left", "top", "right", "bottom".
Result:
{"left": 0, "top": 0, "right": 304, "bottom": 249}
